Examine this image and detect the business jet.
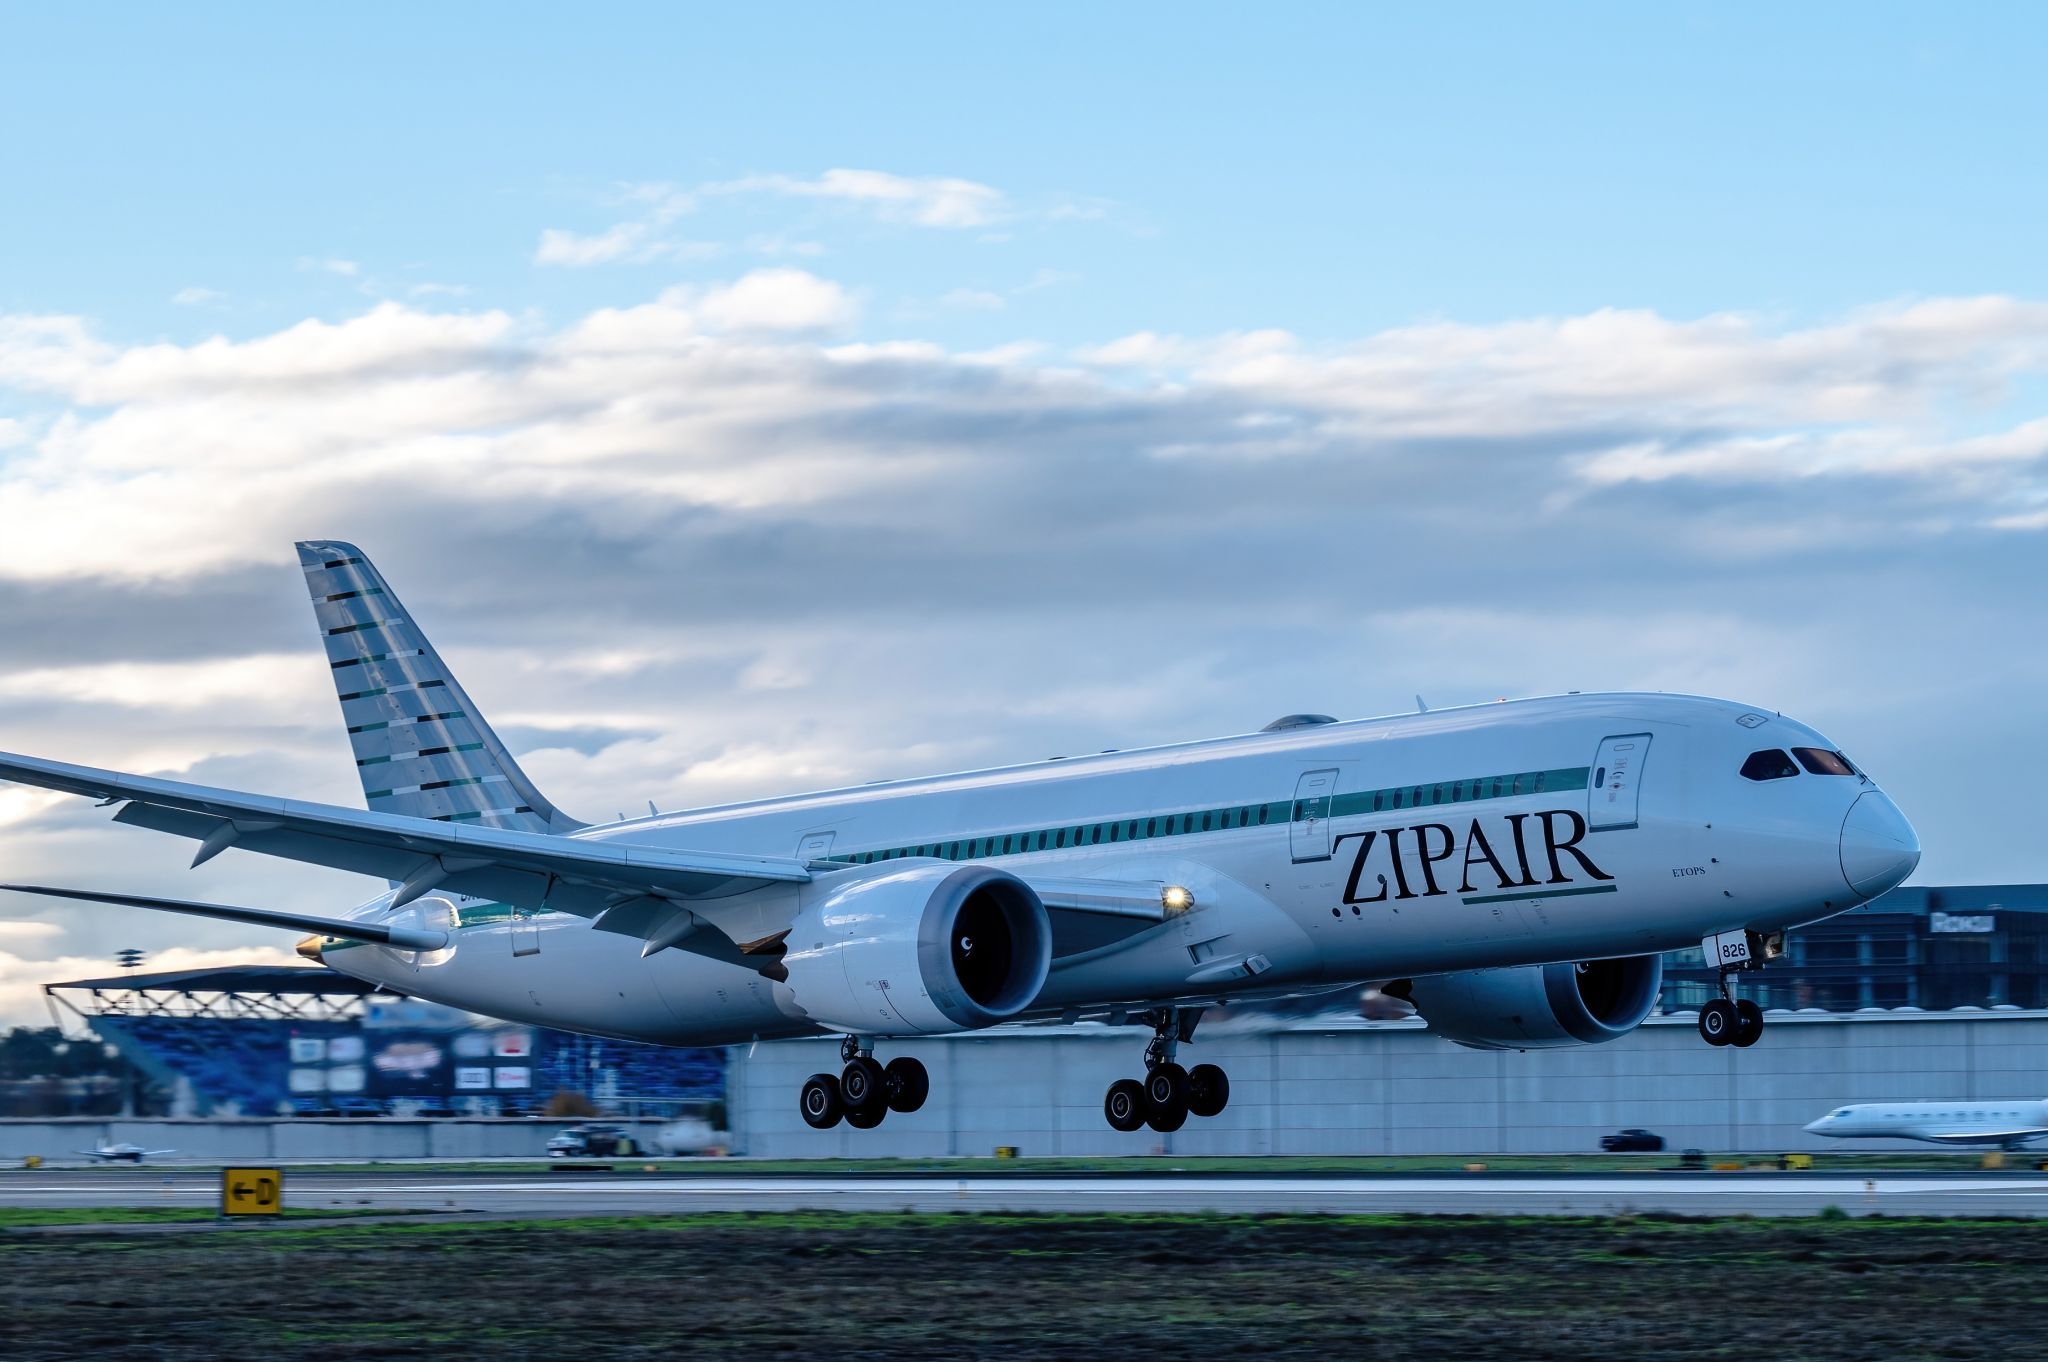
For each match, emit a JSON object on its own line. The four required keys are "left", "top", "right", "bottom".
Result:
{"left": 0, "top": 543, "right": 1920, "bottom": 1135}
{"left": 1805, "top": 1100, "right": 2048, "bottom": 1150}
{"left": 76, "top": 1142, "right": 177, "bottom": 1164}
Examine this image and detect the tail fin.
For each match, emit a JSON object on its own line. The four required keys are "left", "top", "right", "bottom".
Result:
{"left": 295, "top": 540, "right": 583, "bottom": 833}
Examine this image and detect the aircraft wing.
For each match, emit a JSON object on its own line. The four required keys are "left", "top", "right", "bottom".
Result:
{"left": 0, "top": 751, "right": 812, "bottom": 923}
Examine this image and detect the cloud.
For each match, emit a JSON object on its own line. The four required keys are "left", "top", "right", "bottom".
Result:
{"left": 297, "top": 257, "right": 360, "bottom": 277}
{"left": 696, "top": 268, "right": 857, "bottom": 333}
{"left": 171, "top": 286, "right": 223, "bottom": 306}
{"left": 532, "top": 168, "right": 1015, "bottom": 271}
{"left": 533, "top": 223, "right": 724, "bottom": 268}
{"left": 0, "top": 921, "right": 61, "bottom": 941}
{"left": 2, "top": 282, "right": 2048, "bottom": 924}
{"left": 716, "top": 169, "right": 1007, "bottom": 228}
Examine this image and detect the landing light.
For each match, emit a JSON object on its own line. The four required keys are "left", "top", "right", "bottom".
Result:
{"left": 1161, "top": 885, "right": 1195, "bottom": 915}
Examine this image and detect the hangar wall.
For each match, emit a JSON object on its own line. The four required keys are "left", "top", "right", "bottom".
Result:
{"left": 728, "top": 1011, "right": 2048, "bottom": 1158}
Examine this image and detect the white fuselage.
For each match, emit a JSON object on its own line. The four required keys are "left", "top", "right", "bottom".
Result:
{"left": 1805, "top": 1100, "right": 2048, "bottom": 1147}
{"left": 320, "top": 692, "right": 1915, "bottom": 1047}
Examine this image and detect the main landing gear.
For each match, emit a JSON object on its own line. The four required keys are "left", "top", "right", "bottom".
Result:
{"left": 1103, "top": 1008, "right": 1231, "bottom": 1133}
{"left": 799, "top": 1035, "right": 929, "bottom": 1130}
{"left": 1697, "top": 928, "right": 1781, "bottom": 1049}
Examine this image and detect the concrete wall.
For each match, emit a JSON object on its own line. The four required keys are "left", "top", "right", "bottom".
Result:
{"left": 13, "top": 1011, "right": 2042, "bottom": 1162}
{"left": 727, "top": 1011, "right": 2048, "bottom": 1158}
{"left": 0, "top": 1118, "right": 670, "bottom": 1162}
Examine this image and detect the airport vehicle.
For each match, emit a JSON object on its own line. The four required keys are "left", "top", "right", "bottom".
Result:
{"left": 1600, "top": 1128, "right": 1666, "bottom": 1152}
{"left": 1805, "top": 1099, "right": 2048, "bottom": 1149}
{"left": 546, "top": 1123, "right": 636, "bottom": 1158}
{"left": 0, "top": 542, "right": 1920, "bottom": 1135}
{"left": 75, "top": 1142, "right": 176, "bottom": 1163}
{"left": 651, "top": 1117, "right": 722, "bottom": 1155}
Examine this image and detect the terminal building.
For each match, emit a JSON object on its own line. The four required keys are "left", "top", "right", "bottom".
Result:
{"left": 23, "top": 882, "right": 2048, "bottom": 1157}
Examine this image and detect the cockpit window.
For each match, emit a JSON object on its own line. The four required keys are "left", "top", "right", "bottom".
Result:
{"left": 1740, "top": 749, "right": 1800, "bottom": 781}
{"left": 1793, "top": 748, "right": 1857, "bottom": 777}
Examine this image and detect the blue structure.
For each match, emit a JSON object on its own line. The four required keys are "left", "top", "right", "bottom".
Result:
{"left": 46, "top": 966, "right": 725, "bottom": 1118}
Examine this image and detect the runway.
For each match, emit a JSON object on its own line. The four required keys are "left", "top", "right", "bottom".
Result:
{"left": 6, "top": 1168, "right": 2048, "bottom": 1218}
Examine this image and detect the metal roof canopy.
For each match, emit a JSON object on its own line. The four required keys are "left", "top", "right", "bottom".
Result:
{"left": 44, "top": 965, "right": 383, "bottom": 1026}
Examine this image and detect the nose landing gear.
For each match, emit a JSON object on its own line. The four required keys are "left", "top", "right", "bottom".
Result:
{"left": 1103, "top": 1008, "right": 1231, "bottom": 1132}
{"left": 1698, "top": 929, "right": 1777, "bottom": 1049}
{"left": 799, "top": 1035, "right": 930, "bottom": 1130}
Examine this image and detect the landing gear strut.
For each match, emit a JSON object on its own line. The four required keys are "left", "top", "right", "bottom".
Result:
{"left": 799, "top": 1036, "right": 930, "bottom": 1130}
{"left": 1698, "top": 929, "right": 1778, "bottom": 1049}
{"left": 1103, "top": 1008, "right": 1231, "bottom": 1133}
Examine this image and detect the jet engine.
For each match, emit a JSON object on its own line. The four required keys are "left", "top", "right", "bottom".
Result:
{"left": 1386, "top": 954, "right": 1663, "bottom": 1051}
{"left": 777, "top": 862, "right": 1053, "bottom": 1035}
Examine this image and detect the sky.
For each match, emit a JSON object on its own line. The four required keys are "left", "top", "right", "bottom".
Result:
{"left": 2, "top": 5, "right": 2046, "bottom": 1024}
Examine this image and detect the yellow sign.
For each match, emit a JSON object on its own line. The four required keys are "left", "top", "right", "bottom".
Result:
{"left": 221, "top": 1166, "right": 283, "bottom": 1217}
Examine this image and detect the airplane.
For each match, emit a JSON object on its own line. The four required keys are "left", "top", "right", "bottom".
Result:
{"left": 1805, "top": 1100, "right": 2048, "bottom": 1150}
{"left": 0, "top": 542, "right": 1921, "bottom": 1135}
{"left": 76, "top": 1142, "right": 177, "bottom": 1163}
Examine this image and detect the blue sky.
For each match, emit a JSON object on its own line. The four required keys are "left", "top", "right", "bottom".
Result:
{"left": 6, "top": 5, "right": 2046, "bottom": 344}
{"left": 1, "top": 6, "right": 2046, "bottom": 1016}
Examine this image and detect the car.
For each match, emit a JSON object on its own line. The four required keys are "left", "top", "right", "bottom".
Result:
{"left": 334, "top": 1096, "right": 386, "bottom": 1118}
{"left": 1600, "top": 1128, "right": 1666, "bottom": 1152}
{"left": 545, "top": 1123, "right": 637, "bottom": 1158}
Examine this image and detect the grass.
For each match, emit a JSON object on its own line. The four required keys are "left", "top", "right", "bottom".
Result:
{"left": 0, "top": 1212, "right": 2041, "bottom": 1359}
{"left": 0, "top": 1206, "right": 424, "bottom": 1228}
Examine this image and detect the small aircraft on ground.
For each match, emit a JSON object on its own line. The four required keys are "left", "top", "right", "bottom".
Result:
{"left": 1806, "top": 1100, "right": 2048, "bottom": 1150}
{"left": 75, "top": 1142, "right": 178, "bottom": 1163}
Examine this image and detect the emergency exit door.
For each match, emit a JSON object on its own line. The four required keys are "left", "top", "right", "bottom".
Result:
{"left": 1589, "top": 734, "right": 1651, "bottom": 831}
{"left": 1290, "top": 768, "right": 1339, "bottom": 863}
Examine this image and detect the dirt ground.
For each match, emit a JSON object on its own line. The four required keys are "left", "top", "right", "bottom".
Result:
{"left": 2, "top": 1212, "right": 2042, "bottom": 1361}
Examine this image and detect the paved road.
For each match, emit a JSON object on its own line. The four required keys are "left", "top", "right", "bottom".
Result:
{"left": 5, "top": 1169, "right": 2048, "bottom": 1218}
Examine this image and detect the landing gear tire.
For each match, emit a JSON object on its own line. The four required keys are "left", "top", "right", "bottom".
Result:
{"left": 846, "top": 1103, "right": 886, "bottom": 1129}
{"left": 1698, "top": 997, "right": 1737, "bottom": 1047}
{"left": 1105, "top": 1078, "right": 1146, "bottom": 1132}
{"left": 1732, "top": 998, "right": 1764, "bottom": 1048}
{"left": 800, "top": 1073, "right": 844, "bottom": 1129}
{"left": 884, "top": 1056, "right": 929, "bottom": 1113}
{"left": 1145, "top": 1062, "right": 1190, "bottom": 1132}
{"left": 1188, "top": 1063, "right": 1230, "bottom": 1118}
{"left": 840, "top": 1056, "right": 886, "bottom": 1111}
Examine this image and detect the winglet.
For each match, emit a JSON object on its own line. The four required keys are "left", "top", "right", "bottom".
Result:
{"left": 296, "top": 541, "right": 583, "bottom": 833}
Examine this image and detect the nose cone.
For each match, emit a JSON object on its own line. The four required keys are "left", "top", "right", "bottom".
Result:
{"left": 1840, "top": 791, "right": 1920, "bottom": 899}
{"left": 1802, "top": 1117, "right": 1826, "bottom": 1135}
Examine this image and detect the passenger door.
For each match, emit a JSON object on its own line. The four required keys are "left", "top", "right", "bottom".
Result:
{"left": 1589, "top": 734, "right": 1651, "bottom": 831}
{"left": 1289, "top": 768, "right": 1339, "bottom": 863}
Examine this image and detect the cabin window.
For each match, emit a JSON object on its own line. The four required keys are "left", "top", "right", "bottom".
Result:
{"left": 1200, "top": 812, "right": 1212, "bottom": 831}
{"left": 1793, "top": 747, "right": 1857, "bottom": 777}
{"left": 1740, "top": 749, "right": 1801, "bottom": 781}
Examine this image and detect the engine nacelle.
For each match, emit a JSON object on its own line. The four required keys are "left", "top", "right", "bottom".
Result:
{"left": 779, "top": 862, "right": 1053, "bottom": 1036}
{"left": 1389, "top": 954, "right": 1663, "bottom": 1051}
